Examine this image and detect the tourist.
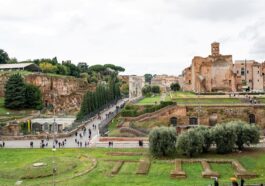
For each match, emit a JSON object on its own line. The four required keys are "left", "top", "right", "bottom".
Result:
{"left": 240, "top": 178, "right": 245, "bottom": 186}
{"left": 213, "top": 177, "right": 219, "bottom": 186}
{"left": 30, "top": 141, "right": 33, "bottom": 148}
{"left": 231, "top": 177, "right": 239, "bottom": 186}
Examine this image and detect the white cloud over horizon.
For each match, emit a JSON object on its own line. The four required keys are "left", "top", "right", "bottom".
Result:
{"left": 1, "top": 0, "right": 265, "bottom": 76}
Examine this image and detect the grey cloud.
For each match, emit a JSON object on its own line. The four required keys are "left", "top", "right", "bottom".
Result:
{"left": 167, "top": 0, "right": 263, "bottom": 21}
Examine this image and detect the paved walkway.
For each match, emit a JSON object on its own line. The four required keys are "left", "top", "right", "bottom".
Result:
{"left": 1, "top": 99, "right": 127, "bottom": 149}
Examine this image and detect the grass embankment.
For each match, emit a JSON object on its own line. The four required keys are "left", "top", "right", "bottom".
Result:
{"left": 138, "top": 92, "right": 243, "bottom": 105}
{"left": 0, "top": 148, "right": 265, "bottom": 186}
{"left": 0, "top": 97, "right": 8, "bottom": 115}
{"left": 137, "top": 95, "right": 161, "bottom": 105}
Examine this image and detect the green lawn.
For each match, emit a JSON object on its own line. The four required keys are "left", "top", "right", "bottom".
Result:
{"left": 0, "top": 97, "right": 8, "bottom": 115}
{"left": 170, "top": 91, "right": 196, "bottom": 99}
{"left": 0, "top": 148, "right": 264, "bottom": 186}
{"left": 138, "top": 92, "right": 244, "bottom": 105}
{"left": 174, "top": 98, "right": 242, "bottom": 104}
{"left": 137, "top": 95, "right": 161, "bottom": 105}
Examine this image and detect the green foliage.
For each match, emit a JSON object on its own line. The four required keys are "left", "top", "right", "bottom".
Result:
{"left": 144, "top": 74, "right": 153, "bottom": 84}
{"left": 176, "top": 128, "right": 204, "bottom": 157}
{"left": 149, "top": 127, "right": 177, "bottom": 157}
{"left": 211, "top": 123, "right": 237, "bottom": 154}
{"left": 151, "top": 86, "right": 161, "bottom": 94}
{"left": 77, "top": 79, "right": 121, "bottom": 120}
{"left": 142, "top": 85, "right": 161, "bottom": 96}
{"left": 4, "top": 74, "right": 26, "bottom": 109}
{"left": 170, "top": 83, "right": 180, "bottom": 91}
{"left": 63, "top": 63, "right": 80, "bottom": 77}
{"left": 193, "top": 126, "right": 213, "bottom": 153}
{"left": 121, "top": 101, "right": 175, "bottom": 117}
{"left": 39, "top": 62, "right": 58, "bottom": 73}
{"left": 104, "top": 64, "right": 125, "bottom": 72}
{"left": 24, "top": 84, "right": 43, "bottom": 110}
{"left": 142, "top": 85, "right": 152, "bottom": 96}
{"left": 229, "top": 121, "right": 260, "bottom": 150}
{"left": 4, "top": 74, "right": 43, "bottom": 110}
{"left": 0, "top": 49, "right": 10, "bottom": 64}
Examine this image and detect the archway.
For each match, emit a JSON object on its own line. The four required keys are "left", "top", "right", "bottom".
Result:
{"left": 249, "top": 114, "right": 256, "bottom": 124}
{"left": 170, "top": 117, "right": 177, "bottom": 127}
{"left": 189, "top": 117, "right": 198, "bottom": 125}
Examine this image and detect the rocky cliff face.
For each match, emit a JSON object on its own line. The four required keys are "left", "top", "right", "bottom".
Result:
{"left": 0, "top": 72, "right": 95, "bottom": 114}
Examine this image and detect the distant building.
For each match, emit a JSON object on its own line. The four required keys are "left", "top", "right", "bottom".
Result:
{"left": 129, "top": 75, "right": 145, "bottom": 100}
{"left": 234, "top": 60, "right": 265, "bottom": 91}
{"left": 0, "top": 63, "right": 40, "bottom": 72}
{"left": 151, "top": 75, "right": 179, "bottom": 92}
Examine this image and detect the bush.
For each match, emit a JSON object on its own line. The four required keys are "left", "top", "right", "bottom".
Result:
{"left": 176, "top": 128, "right": 204, "bottom": 157}
{"left": 120, "top": 109, "right": 138, "bottom": 117}
{"left": 193, "top": 126, "right": 212, "bottom": 153}
{"left": 211, "top": 124, "right": 237, "bottom": 154}
{"left": 230, "top": 121, "right": 260, "bottom": 150}
{"left": 149, "top": 127, "right": 177, "bottom": 157}
{"left": 170, "top": 83, "right": 180, "bottom": 91}
{"left": 151, "top": 86, "right": 160, "bottom": 94}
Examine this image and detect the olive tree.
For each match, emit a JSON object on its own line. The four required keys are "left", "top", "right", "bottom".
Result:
{"left": 230, "top": 121, "right": 260, "bottom": 150}
{"left": 193, "top": 126, "right": 213, "bottom": 153}
{"left": 211, "top": 123, "right": 237, "bottom": 154}
{"left": 149, "top": 127, "right": 177, "bottom": 157}
{"left": 176, "top": 128, "right": 204, "bottom": 157}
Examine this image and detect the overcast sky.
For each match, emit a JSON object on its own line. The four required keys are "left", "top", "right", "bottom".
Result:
{"left": 1, "top": 0, "right": 265, "bottom": 75}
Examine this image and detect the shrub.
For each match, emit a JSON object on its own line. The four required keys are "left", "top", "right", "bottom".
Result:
{"left": 229, "top": 121, "right": 260, "bottom": 150}
{"left": 149, "top": 127, "right": 177, "bottom": 157}
{"left": 211, "top": 124, "right": 237, "bottom": 154}
{"left": 176, "top": 128, "right": 204, "bottom": 157}
{"left": 170, "top": 83, "right": 180, "bottom": 91}
{"left": 193, "top": 126, "right": 212, "bottom": 153}
{"left": 120, "top": 109, "right": 137, "bottom": 117}
{"left": 151, "top": 86, "right": 160, "bottom": 94}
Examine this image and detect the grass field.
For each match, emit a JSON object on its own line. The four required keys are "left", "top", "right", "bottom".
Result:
{"left": 0, "top": 97, "right": 8, "bottom": 115}
{"left": 0, "top": 148, "right": 265, "bottom": 186}
{"left": 174, "top": 98, "right": 242, "bottom": 104}
{"left": 137, "top": 95, "right": 161, "bottom": 105}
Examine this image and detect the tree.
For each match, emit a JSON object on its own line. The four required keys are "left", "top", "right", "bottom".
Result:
{"left": 4, "top": 74, "right": 26, "bottom": 109}
{"left": 24, "top": 84, "right": 43, "bottom": 110}
{"left": 151, "top": 85, "right": 160, "bottom": 94}
{"left": 144, "top": 74, "right": 153, "bottom": 84}
{"left": 142, "top": 85, "right": 152, "bottom": 96}
{"left": 39, "top": 62, "right": 57, "bottom": 73}
{"left": 193, "top": 126, "right": 212, "bottom": 153}
{"left": 230, "top": 121, "right": 260, "bottom": 150}
{"left": 0, "top": 49, "right": 10, "bottom": 64}
{"left": 63, "top": 63, "right": 80, "bottom": 77}
{"left": 104, "top": 64, "right": 125, "bottom": 72}
{"left": 149, "top": 127, "right": 177, "bottom": 157}
{"left": 211, "top": 123, "right": 237, "bottom": 154}
{"left": 176, "top": 129, "right": 204, "bottom": 157}
{"left": 170, "top": 83, "right": 180, "bottom": 91}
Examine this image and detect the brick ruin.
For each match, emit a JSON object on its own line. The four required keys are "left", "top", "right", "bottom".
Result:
{"left": 180, "top": 42, "right": 265, "bottom": 92}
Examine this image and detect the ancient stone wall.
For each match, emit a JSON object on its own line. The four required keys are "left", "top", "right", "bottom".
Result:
{"left": 132, "top": 105, "right": 265, "bottom": 128}
{"left": 0, "top": 72, "right": 95, "bottom": 114}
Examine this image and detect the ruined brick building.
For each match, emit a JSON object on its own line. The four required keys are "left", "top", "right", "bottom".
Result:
{"left": 180, "top": 42, "right": 265, "bottom": 92}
